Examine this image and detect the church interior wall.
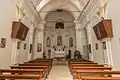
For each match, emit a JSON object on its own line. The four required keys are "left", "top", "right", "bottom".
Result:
{"left": 0, "top": 0, "right": 37, "bottom": 68}
{"left": 107, "top": 0, "right": 120, "bottom": 70}
{"left": 80, "top": 0, "right": 120, "bottom": 70}
{"left": 12, "top": 1, "right": 37, "bottom": 64}
{"left": 44, "top": 11, "right": 76, "bottom": 58}
{"left": 0, "top": 0, "right": 20, "bottom": 68}
{"left": 80, "top": 1, "right": 105, "bottom": 64}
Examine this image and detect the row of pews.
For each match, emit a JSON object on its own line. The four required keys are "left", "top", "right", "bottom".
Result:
{"left": 0, "top": 58, "right": 53, "bottom": 80}
{"left": 69, "top": 59, "right": 120, "bottom": 80}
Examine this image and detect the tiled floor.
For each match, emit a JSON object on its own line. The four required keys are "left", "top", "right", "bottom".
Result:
{"left": 47, "top": 65, "right": 73, "bottom": 80}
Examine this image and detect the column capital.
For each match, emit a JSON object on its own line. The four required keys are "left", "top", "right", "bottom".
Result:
{"left": 39, "top": 20, "right": 46, "bottom": 24}
{"left": 74, "top": 19, "right": 80, "bottom": 24}
{"left": 75, "top": 27, "right": 84, "bottom": 32}
{"left": 35, "top": 27, "right": 44, "bottom": 32}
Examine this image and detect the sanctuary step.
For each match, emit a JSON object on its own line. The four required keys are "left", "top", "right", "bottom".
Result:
{"left": 53, "top": 57, "right": 67, "bottom": 65}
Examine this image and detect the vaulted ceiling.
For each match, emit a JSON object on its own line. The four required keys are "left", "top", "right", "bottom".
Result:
{"left": 30, "top": 0, "right": 89, "bottom": 20}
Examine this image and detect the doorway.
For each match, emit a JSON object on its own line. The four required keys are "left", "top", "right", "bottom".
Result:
{"left": 48, "top": 50, "right": 51, "bottom": 58}
{"left": 68, "top": 50, "right": 71, "bottom": 59}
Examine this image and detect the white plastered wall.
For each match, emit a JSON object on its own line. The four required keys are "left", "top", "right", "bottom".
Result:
{"left": 80, "top": 0, "right": 106, "bottom": 64}
{"left": 0, "top": 0, "right": 20, "bottom": 68}
{"left": 0, "top": 0, "right": 37, "bottom": 68}
{"left": 44, "top": 11, "right": 76, "bottom": 58}
{"left": 107, "top": 0, "right": 120, "bottom": 70}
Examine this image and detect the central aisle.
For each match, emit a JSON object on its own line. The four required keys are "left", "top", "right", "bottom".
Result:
{"left": 47, "top": 65, "right": 73, "bottom": 80}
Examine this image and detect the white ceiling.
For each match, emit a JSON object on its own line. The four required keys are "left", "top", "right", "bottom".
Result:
{"left": 32, "top": 0, "right": 89, "bottom": 20}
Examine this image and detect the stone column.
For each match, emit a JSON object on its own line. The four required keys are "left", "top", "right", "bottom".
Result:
{"left": 33, "top": 20, "right": 45, "bottom": 58}
{"left": 28, "top": 23, "right": 35, "bottom": 61}
{"left": 11, "top": 39, "right": 21, "bottom": 65}
{"left": 74, "top": 20, "right": 84, "bottom": 55}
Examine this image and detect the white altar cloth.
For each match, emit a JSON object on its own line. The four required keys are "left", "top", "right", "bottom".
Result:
{"left": 54, "top": 51, "right": 65, "bottom": 57}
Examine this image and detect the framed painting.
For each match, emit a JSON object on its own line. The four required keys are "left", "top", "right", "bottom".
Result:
{"left": 95, "top": 43, "right": 98, "bottom": 50}
{"left": 0, "top": 38, "right": 6, "bottom": 48}
{"left": 17, "top": 42, "right": 20, "bottom": 49}
{"left": 37, "top": 43, "right": 42, "bottom": 52}
{"left": 103, "top": 41, "right": 106, "bottom": 49}
{"left": 69, "top": 37, "right": 73, "bottom": 47}
{"left": 24, "top": 43, "right": 26, "bottom": 50}
{"left": 88, "top": 44, "right": 91, "bottom": 53}
{"left": 29, "top": 44, "right": 32, "bottom": 53}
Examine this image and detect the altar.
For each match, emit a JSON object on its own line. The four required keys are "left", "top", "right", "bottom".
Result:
{"left": 54, "top": 51, "right": 65, "bottom": 58}
{"left": 53, "top": 51, "right": 66, "bottom": 65}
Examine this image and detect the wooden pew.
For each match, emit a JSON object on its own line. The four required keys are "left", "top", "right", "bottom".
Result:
{"left": 18, "top": 63, "right": 51, "bottom": 71}
{"left": 73, "top": 70, "right": 120, "bottom": 79}
{"left": 19, "top": 63, "right": 50, "bottom": 66}
{"left": 10, "top": 66, "right": 49, "bottom": 76}
{"left": 70, "top": 64, "right": 106, "bottom": 68}
{"left": 24, "top": 61, "right": 52, "bottom": 66}
{"left": 0, "top": 69, "right": 46, "bottom": 78}
{"left": 0, "top": 69, "right": 44, "bottom": 74}
{"left": 70, "top": 66, "right": 112, "bottom": 73}
{"left": 10, "top": 66, "right": 48, "bottom": 70}
{"left": 81, "top": 76, "right": 120, "bottom": 80}
{"left": 0, "top": 74, "right": 44, "bottom": 80}
{"left": 71, "top": 66, "right": 112, "bottom": 70}
{"left": 68, "top": 59, "right": 93, "bottom": 63}
{"left": 69, "top": 62, "right": 97, "bottom": 65}
{"left": 27, "top": 59, "right": 53, "bottom": 63}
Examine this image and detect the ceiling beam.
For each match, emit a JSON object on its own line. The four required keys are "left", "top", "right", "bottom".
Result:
{"left": 30, "top": 0, "right": 41, "bottom": 19}
{"left": 78, "top": 0, "right": 91, "bottom": 20}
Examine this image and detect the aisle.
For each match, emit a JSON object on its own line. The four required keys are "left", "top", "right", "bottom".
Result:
{"left": 47, "top": 65, "right": 73, "bottom": 80}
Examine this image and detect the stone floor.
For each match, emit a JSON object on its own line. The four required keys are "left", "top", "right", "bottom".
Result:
{"left": 47, "top": 65, "right": 73, "bottom": 80}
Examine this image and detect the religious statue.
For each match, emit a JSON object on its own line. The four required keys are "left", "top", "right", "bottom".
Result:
{"left": 69, "top": 37, "right": 73, "bottom": 47}
{"left": 46, "top": 37, "right": 51, "bottom": 47}
{"left": 57, "top": 36, "right": 62, "bottom": 46}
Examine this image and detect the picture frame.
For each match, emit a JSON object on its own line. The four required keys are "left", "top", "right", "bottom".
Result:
{"left": 95, "top": 43, "right": 98, "bottom": 50}
{"left": 0, "top": 38, "right": 6, "bottom": 48}
{"left": 103, "top": 41, "right": 106, "bottom": 49}
{"left": 29, "top": 44, "right": 32, "bottom": 53}
{"left": 24, "top": 43, "right": 26, "bottom": 50}
{"left": 17, "top": 42, "right": 20, "bottom": 49}
{"left": 37, "top": 43, "right": 42, "bottom": 52}
{"left": 88, "top": 44, "right": 91, "bottom": 53}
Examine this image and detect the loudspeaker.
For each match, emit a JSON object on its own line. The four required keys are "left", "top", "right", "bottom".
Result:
{"left": 93, "top": 19, "right": 113, "bottom": 40}
{"left": 11, "top": 21, "right": 29, "bottom": 40}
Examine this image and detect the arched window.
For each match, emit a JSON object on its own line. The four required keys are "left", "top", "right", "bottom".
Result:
{"left": 55, "top": 22, "right": 64, "bottom": 29}
{"left": 55, "top": 19, "right": 64, "bottom": 29}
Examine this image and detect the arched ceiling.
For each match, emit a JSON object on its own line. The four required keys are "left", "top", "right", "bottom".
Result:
{"left": 35, "top": 0, "right": 88, "bottom": 20}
